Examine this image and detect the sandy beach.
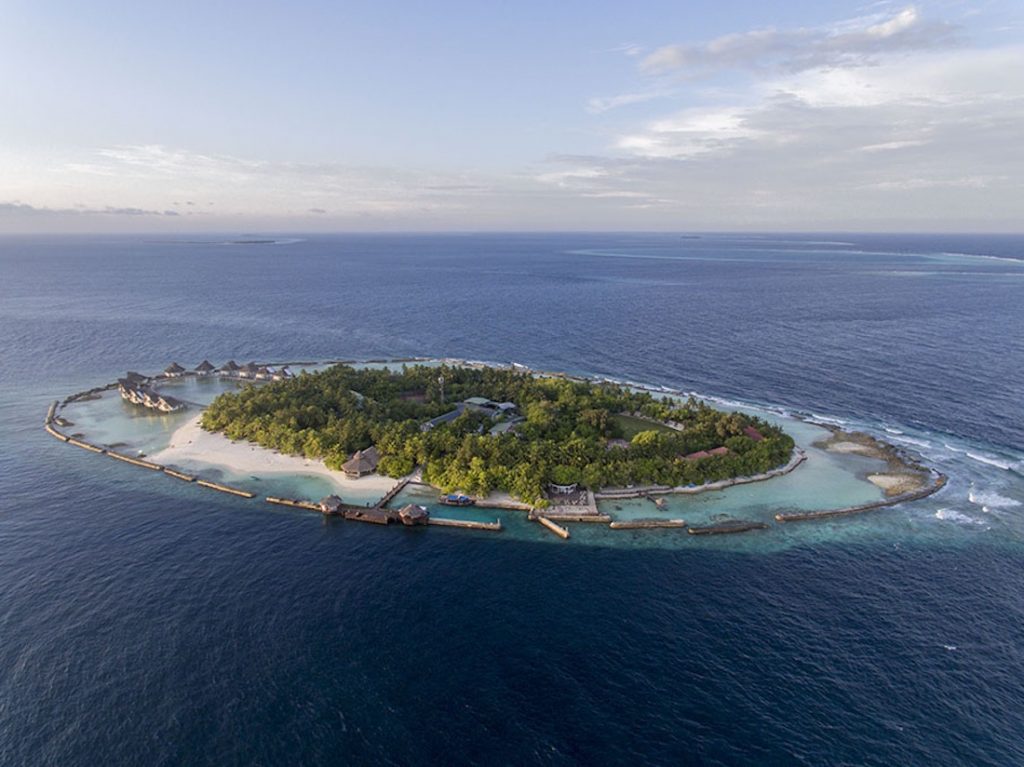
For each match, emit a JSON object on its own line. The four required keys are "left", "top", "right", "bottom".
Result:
{"left": 149, "top": 414, "right": 398, "bottom": 496}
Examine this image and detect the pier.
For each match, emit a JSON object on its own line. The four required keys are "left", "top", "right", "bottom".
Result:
{"left": 535, "top": 516, "right": 570, "bottom": 539}
{"left": 428, "top": 517, "right": 502, "bottom": 531}
{"left": 609, "top": 518, "right": 686, "bottom": 530}
{"left": 375, "top": 477, "right": 412, "bottom": 509}
{"left": 265, "top": 496, "right": 321, "bottom": 511}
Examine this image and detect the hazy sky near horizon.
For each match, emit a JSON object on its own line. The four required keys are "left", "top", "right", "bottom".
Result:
{"left": 1, "top": 0, "right": 1022, "bottom": 233}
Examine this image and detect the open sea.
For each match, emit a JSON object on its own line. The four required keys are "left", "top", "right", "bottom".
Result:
{"left": 1, "top": 232, "right": 1023, "bottom": 766}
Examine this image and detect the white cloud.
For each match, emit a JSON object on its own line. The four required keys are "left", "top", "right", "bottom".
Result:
{"left": 640, "top": 5, "right": 958, "bottom": 76}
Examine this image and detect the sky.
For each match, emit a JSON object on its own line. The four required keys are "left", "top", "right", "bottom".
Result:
{"left": 1, "top": 0, "right": 1022, "bottom": 233}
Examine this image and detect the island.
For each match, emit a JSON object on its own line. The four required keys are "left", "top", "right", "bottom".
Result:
{"left": 43, "top": 358, "right": 948, "bottom": 540}
{"left": 199, "top": 363, "right": 796, "bottom": 507}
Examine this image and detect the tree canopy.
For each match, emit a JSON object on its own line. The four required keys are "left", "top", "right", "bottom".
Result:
{"left": 201, "top": 364, "right": 794, "bottom": 505}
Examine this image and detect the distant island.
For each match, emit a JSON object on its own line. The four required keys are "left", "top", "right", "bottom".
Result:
{"left": 200, "top": 363, "right": 795, "bottom": 506}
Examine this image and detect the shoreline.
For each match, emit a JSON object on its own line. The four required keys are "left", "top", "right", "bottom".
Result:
{"left": 148, "top": 414, "right": 397, "bottom": 497}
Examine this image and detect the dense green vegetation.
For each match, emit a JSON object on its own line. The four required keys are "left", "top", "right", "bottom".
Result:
{"left": 201, "top": 364, "right": 794, "bottom": 505}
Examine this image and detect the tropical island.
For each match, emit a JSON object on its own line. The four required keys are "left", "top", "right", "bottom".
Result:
{"left": 44, "top": 357, "right": 947, "bottom": 539}
{"left": 198, "top": 363, "right": 796, "bottom": 507}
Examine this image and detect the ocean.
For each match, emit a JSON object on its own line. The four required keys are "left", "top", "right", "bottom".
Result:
{"left": 1, "top": 233, "right": 1022, "bottom": 765}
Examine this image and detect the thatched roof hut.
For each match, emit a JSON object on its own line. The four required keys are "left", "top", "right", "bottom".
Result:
{"left": 164, "top": 362, "right": 185, "bottom": 376}
{"left": 343, "top": 446, "right": 380, "bottom": 477}
{"left": 398, "top": 504, "right": 429, "bottom": 526}
{"left": 319, "top": 495, "right": 344, "bottom": 514}
{"left": 195, "top": 360, "right": 215, "bottom": 374}
{"left": 219, "top": 360, "right": 240, "bottom": 373}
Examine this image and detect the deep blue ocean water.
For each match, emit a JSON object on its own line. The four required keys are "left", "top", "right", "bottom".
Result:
{"left": 1, "top": 233, "right": 1023, "bottom": 765}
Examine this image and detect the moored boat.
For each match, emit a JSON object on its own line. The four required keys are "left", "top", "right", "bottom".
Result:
{"left": 439, "top": 493, "right": 475, "bottom": 507}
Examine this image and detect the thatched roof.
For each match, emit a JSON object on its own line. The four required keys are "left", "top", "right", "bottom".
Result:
{"left": 220, "top": 360, "right": 240, "bottom": 371}
{"left": 319, "top": 494, "right": 344, "bottom": 512}
{"left": 195, "top": 360, "right": 215, "bottom": 372}
{"left": 398, "top": 504, "right": 429, "bottom": 525}
{"left": 164, "top": 362, "right": 185, "bottom": 374}
{"left": 343, "top": 446, "right": 380, "bottom": 476}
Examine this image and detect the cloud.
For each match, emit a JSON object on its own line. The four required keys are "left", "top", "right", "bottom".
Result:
{"left": 587, "top": 90, "right": 670, "bottom": 114}
{"left": 641, "top": 6, "right": 959, "bottom": 76}
{"left": 0, "top": 201, "right": 175, "bottom": 217}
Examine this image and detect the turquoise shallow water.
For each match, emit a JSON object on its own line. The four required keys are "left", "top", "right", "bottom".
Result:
{"left": 1, "top": 233, "right": 1023, "bottom": 765}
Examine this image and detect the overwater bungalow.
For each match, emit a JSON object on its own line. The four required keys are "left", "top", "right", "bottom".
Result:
{"left": 239, "top": 362, "right": 259, "bottom": 379}
{"left": 398, "top": 504, "right": 429, "bottom": 526}
{"left": 163, "top": 362, "right": 186, "bottom": 378}
{"left": 272, "top": 366, "right": 291, "bottom": 381}
{"left": 319, "top": 495, "right": 344, "bottom": 514}
{"left": 195, "top": 360, "right": 215, "bottom": 376}
{"left": 255, "top": 365, "right": 271, "bottom": 380}
{"left": 343, "top": 446, "right": 380, "bottom": 478}
{"left": 218, "top": 360, "right": 240, "bottom": 376}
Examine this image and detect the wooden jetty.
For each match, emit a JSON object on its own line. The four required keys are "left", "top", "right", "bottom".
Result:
{"left": 343, "top": 507, "right": 397, "bottom": 525}
{"left": 687, "top": 520, "right": 770, "bottom": 535}
{"left": 774, "top": 474, "right": 948, "bottom": 523}
{"left": 609, "top": 518, "right": 686, "bottom": 530}
{"left": 428, "top": 517, "right": 502, "bottom": 531}
{"left": 645, "top": 493, "right": 668, "bottom": 510}
{"left": 265, "top": 496, "right": 321, "bottom": 511}
{"left": 375, "top": 477, "right": 411, "bottom": 509}
{"left": 195, "top": 479, "right": 256, "bottom": 499}
{"left": 535, "top": 516, "right": 570, "bottom": 539}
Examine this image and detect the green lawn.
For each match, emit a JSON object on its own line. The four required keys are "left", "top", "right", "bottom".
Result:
{"left": 611, "top": 413, "right": 677, "bottom": 440}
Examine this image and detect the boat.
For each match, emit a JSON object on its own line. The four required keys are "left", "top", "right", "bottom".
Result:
{"left": 439, "top": 493, "right": 475, "bottom": 507}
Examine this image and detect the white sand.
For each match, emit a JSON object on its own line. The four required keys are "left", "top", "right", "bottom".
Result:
{"left": 868, "top": 473, "right": 924, "bottom": 495}
{"left": 827, "top": 441, "right": 876, "bottom": 455}
{"left": 149, "top": 414, "right": 397, "bottom": 496}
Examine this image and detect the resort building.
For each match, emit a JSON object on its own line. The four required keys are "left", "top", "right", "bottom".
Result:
{"left": 195, "top": 360, "right": 215, "bottom": 376}
{"left": 272, "top": 366, "right": 291, "bottom": 381}
{"left": 463, "top": 397, "right": 518, "bottom": 417}
{"left": 343, "top": 446, "right": 380, "bottom": 478}
{"left": 744, "top": 426, "right": 764, "bottom": 442}
{"left": 117, "top": 377, "right": 186, "bottom": 413}
{"left": 218, "top": 360, "right": 240, "bottom": 376}
{"left": 239, "top": 362, "right": 259, "bottom": 379}
{"left": 319, "top": 495, "right": 344, "bottom": 514}
{"left": 163, "top": 362, "right": 186, "bottom": 378}
{"left": 398, "top": 504, "right": 429, "bottom": 526}
{"left": 709, "top": 446, "right": 730, "bottom": 456}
